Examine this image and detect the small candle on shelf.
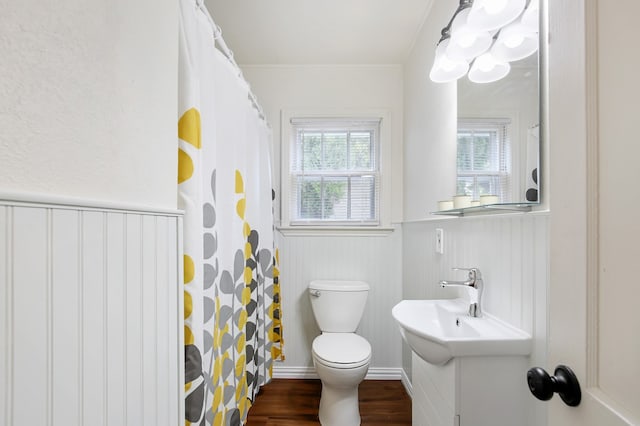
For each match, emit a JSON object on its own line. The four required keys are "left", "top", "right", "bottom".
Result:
{"left": 453, "top": 195, "right": 472, "bottom": 209}
{"left": 438, "top": 200, "right": 454, "bottom": 211}
{"left": 480, "top": 195, "right": 499, "bottom": 205}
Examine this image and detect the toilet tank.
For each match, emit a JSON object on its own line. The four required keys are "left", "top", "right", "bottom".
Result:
{"left": 308, "top": 280, "right": 369, "bottom": 333}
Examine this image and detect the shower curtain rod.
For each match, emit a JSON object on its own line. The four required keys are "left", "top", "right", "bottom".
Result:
{"left": 195, "top": 0, "right": 268, "bottom": 124}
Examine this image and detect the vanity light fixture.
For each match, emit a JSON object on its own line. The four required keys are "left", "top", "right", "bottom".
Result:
{"left": 520, "top": 0, "right": 539, "bottom": 32}
{"left": 429, "top": 38, "right": 470, "bottom": 83}
{"left": 429, "top": 0, "right": 539, "bottom": 84}
{"left": 447, "top": 8, "right": 493, "bottom": 60}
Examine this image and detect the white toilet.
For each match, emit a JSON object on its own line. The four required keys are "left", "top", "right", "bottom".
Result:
{"left": 308, "top": 280, "right": 372, "bottom": 426}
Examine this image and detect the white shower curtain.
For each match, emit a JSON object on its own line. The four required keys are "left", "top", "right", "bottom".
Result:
{"left": 178, "top": 1, "right": 282, "bottom": 424}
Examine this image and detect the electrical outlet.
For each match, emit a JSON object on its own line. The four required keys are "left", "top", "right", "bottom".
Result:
{"left": 435, "top": 228, "right": 444, "bottom": 254}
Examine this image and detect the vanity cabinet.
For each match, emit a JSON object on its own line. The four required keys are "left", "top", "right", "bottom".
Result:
{"left": 412, "top": 353, "right": 530, "bottom": 426}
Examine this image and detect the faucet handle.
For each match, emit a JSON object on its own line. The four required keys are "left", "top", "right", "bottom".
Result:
{"left": 452, "top": 267, "right": 481, "bottom": 279}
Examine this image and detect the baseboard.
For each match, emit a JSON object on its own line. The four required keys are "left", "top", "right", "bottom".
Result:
{"left": 272, "top": 366, "right": 404, "bottom": 381}
{"left": 272, "top": 366, "right": 318, "bottom": 379}
{"left": 400, "top": 368, "right": 413, "bottom": 399}
{"left": 365, "top": 367, "right": 404, "bottom": 380}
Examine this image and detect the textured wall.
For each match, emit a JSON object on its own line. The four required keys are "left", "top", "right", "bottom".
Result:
{"left": 0, "top": 0, "right": 178, "bottom": 208}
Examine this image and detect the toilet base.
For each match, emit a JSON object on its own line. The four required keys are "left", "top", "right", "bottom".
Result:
{"left": 313, "top": 359, "right": 369, "bottom": 426}
{"left": 311, "top": 333, "right": 371, "bottom": 426}
{"left": 318, "top": 383, "right": 361, "bottom": 426}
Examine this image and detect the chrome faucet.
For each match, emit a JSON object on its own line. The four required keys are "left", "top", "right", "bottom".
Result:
{"left": 440, "top": 267, "right": 483, "bottom": 317}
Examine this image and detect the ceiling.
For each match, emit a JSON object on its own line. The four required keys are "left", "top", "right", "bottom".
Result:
{"left": 204, "top": 0, "right": 436, "bottom": 65}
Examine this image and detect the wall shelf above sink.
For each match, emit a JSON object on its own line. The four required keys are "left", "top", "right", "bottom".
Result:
{"left": 431, "top": 202, "right": 537, "bottom": 217}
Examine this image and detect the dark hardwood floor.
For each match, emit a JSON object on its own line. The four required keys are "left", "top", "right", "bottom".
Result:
{"left": 246, "top": 379, "right": 412, "bottom": 426}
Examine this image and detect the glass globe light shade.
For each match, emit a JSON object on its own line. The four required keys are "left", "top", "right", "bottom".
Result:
{"left": 468, "top": 52, "right": 511, "bottom": 83}
{"left": 430, "top": 38, "right": 470, "bottom": 83}
{"left": 491, "top": 22, "right": 538, "bottom": 62}
{"left": 467, "top": 0, "right": 527, "bottom": 32}
{"left": 446, "top": 8, "right": 493, "bottom": 60}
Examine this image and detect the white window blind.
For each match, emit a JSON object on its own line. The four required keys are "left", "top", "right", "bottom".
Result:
{"left": 289, "top": 118, "right": 381, "bottom": 225}
{"left": 457, "top": 118, "right": 511, "bottom": 201}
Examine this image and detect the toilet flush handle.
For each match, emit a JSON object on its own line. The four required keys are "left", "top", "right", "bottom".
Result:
{"left": 309, "top": 289, "right": 321, "bottom": 297}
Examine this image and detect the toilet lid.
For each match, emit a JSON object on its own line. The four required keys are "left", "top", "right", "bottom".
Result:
{"left": 312, "top": 333, "right": 371, "bottom": 366}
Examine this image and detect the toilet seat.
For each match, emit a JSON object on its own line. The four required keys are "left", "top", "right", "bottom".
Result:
{"left": 312, "top": 333, "right": 371, "bottom": 369}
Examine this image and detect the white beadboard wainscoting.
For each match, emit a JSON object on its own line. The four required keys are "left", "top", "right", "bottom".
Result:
{"left": 0, "top": 196, "right": 184, "bottom": 426}
{"left": 273, "top": 228, "right": 404, "bottom": 380}
{"left": 402, "top": 212, "right": 549, "bottom": 426}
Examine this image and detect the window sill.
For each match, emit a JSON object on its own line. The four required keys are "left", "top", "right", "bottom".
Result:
{"left": 277, "top": 225, "right": 396, "bottom": 237}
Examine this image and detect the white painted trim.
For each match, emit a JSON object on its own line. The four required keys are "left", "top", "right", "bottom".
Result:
{"left": 279, "top": 108, "right": 394, "bottom": 229}
{"left": 0, "top": 191, "right": 183, "bottom": 216}
{"left": 400, "top": 368, "right": 413, "bottom": 399}
{"left": 585, "top": 0, "right": 599, "bottom": 389}
{"left": 365, "top": 368, "right": 404, "bottom": 380}
{"left": 277, "top": 226, "right": 396, "bottom": 237}
{"left": 272, "top": 366, "right": 404, "bottom": 381}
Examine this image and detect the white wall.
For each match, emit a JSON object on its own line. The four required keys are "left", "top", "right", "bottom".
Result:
{"left": 242, "top": 64, "right": 404, "bottom": 223}
{"left": 0, "top": 0, "right": 178, "bottom": 209}
{"left": 402, "top": 2, "right": 549, "bottom": 425}
{"left": 242, "top": 65, "right": 405, "bottom": 375}
{"left": 403, "top": 0, "right": 458, "bottom": 221}
{"left": 0, "top": 2, "right": 183, "bottom": 424}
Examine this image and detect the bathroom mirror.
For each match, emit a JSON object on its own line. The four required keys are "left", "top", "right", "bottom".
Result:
{"left": 456, "top": 51, "right": 540, "bottom": 207}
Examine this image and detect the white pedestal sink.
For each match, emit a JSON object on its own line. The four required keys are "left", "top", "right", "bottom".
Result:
{"left": 393, "top": 298, "right": 534, "bottom": 426}
{"left": 391, "top": 298, "right": 531, "bottom": 365}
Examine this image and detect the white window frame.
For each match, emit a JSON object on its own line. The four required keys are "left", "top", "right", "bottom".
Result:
{"left": 456, "top": 118, "right": 513, "bottom": 202}
{"left": 279, "top": 109, "right": 393, "bottom": 234}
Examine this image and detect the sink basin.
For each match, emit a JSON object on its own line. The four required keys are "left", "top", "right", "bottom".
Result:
{"left": 391, "top": 298, "right": 532, "bottom": 365}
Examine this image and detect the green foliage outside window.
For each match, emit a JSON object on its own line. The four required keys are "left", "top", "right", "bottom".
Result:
{"left": 299, "top": 179, "right": 346, "bottom": 219}
{"left": 296, "top": 129, "right": 374, "bottom": 220}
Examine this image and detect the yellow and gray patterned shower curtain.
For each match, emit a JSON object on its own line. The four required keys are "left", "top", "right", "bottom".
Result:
{"left": 178, "top": 1, "right": 283, "bottom": 424}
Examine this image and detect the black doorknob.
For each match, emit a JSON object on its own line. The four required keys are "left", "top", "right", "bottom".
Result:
{"left": 527, "top": 365, "right": 581, "bottom": 407}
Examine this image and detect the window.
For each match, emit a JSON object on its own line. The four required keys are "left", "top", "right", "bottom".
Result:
{"left": 457, "top": 119, "right": 511, "bottom": 201}
{"left": 288, "top": 118, "right": 380, "bottom": 226}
